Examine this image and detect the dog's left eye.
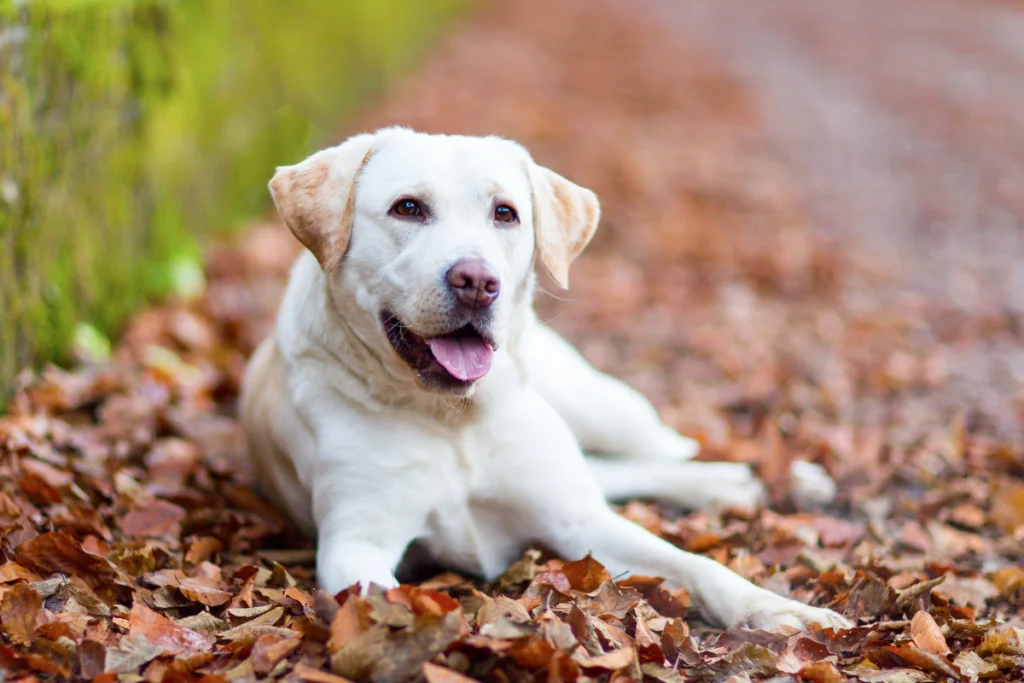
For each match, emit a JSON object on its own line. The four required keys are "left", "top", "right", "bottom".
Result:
{"left": 494, "top": 204, "right": 518, "bottom": 224}
{"left": 391, "top": 199, "right": 423, "bottom": 218}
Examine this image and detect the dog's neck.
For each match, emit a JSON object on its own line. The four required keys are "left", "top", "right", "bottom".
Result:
{"left": 276, "top": 253, "right": 535, "bottom": 426}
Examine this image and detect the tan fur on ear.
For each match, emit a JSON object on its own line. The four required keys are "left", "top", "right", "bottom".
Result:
{"left": 269, "top": 133, "right": 375, "bottom": 272}
{"left": 529, "top": 165, "right": 601, "bottom": 289}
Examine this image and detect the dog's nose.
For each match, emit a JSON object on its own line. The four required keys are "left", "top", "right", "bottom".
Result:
{"left": 446, "top": 259, "right": 500, "bottom": 309}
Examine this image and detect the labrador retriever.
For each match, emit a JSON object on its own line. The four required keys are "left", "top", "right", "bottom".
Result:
{"left": 240, "top": 127, "right": 851, "bottom": 630}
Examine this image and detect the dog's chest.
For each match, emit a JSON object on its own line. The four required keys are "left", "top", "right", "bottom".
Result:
{"left": 418, "top": 421, "right": 525, "bottom": 577}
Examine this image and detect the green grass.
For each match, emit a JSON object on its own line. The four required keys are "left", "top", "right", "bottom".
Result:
{"left": 0, "top": 0, "right": 465, "bottom": 403}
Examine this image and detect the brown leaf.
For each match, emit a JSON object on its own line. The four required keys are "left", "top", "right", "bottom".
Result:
{"left": 251, "top": 633, "right": 302, "bottom": 674}
{"left": 21, "top": 457, "right": 74, "bottom": 488}
{"left": 422, "top": 662, "right": 476, "bottom": 683}
{"left": 990, "top": 478, "right": 1024, "bottom": 533}
{"left": 844, "top": 665, "right": 931, "bottom": 683}
{"left": 329, "top": 595, "right": 374, "bottom": 653}
{"left": 635, "top": 614, "right": 664, "bottom": 665}
{"left": 953, "top": 650, "right": 998, "bottom": 681}
{"left": 129, "top": 601, "right": 214, "bottom": 655}
{"left": 15, "top": 531, "right": 123, "bottom": 590}
{"left": 334, "top": 611, "right": 461, "bottom": 683}
{"left": 295, "top": 662, "right": 356, "bottom": 683}
{"left": 285, "top": 585, "right": 313, "bottom": 608}
{"left": 0, "top": 561, "right": 41, "bottom": 584}
{"left": 0, "top": 581, "right": 42, "bottom": 646}
{"left": 532, "top": 570, "right": 573, "bottom": 594}
{"left": 991, "top": 566, "right": 1024, "bottom": 599}
{"left": 122, "top": 499, "right": 187, "bottom": 538}
{"left": 404, "top": 586, "right": 461, "bottom": 616}
{"left": 177, "top": 576, "right": 232, "bottom": 606}
{"left": 104, "top": 633, "right": 164, "bottom": 674}
{"left": 184, "top": 536, "right": 223, "bottom": 566}
{"left": 218, "top": 606, "right": 288, "bottom": 645}
{"left": 871, "top": 644, "right": 961, "bottom": 679}
{"left": 77, "top": 639, "right": 107, "bottom": 680}
{"left": 574, "top": 645, "right": 636, "bottom": 671}
{"left": 797, "top": 661, "right": 844, "bottom": 683}
{"left": 562, "top": 554, "right": 611, "bottom": 592}
{"left": 910, "top": 610, "right": 950, "bottom": 657}
{"left": 976, "top": 626, "right": 1024, "bottom": 656}
{"left": 508, "top": 636, "right": 556, "bottom": 668}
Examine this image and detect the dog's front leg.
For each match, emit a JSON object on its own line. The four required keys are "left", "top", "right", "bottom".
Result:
{"left": 309, "top": 427, "right": 447, "bottom": 595}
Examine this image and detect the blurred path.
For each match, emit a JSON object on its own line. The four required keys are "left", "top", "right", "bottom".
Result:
{"left": 640, "top": 0, "right": 1024, "bottom": 439}
{"left": 648, "top": 0, "right": 1024, "bottom": 312}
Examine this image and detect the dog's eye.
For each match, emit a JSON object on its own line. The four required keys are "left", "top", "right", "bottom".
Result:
{"left": 391, "top": 199, "right": 423, "bottom": 218}
{"left": 494, "top": 204, "right": 518, "bottom": 224}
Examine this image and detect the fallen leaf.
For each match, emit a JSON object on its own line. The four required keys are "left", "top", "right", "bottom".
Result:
{"left": 574, "top": 645, "right": 636, "bottom": 671}
{"left": 295, "top": 662, "right": 356, "bottom": 683}
{"left": 990, "top": 479, "right": 1024, "bottom": 533}
{"left": 129, "top": 601, "right": 214, "bottom": 655}
{"left": 329, "top": 595, "right": 374, "bottom": 653}
{"left": 797, "top": 661, "right": 844, "bottom": 683}
{"left": 562, "top": 554, "right": 611, "bottom": 593}
{"left": 177, "top": 576, "right": 233, "bottom": 606}
{"left": 77, "top": 639, "right": 107, "bottom": 679}
{"left": 14, "top": 531, "right": 123, "bottom": 590}
{"left": 976, "top": 626, "right": 1024, "bottom": 657}
{"left": 104, "top": 633, "right": 164, "bottom": 674}
{"left": 953, "top": 650, "right": 998, "bottom": 682}
{"left": 251, "top": 633, "right": 302, "bottom": 674}
{"left": 910, "top": 610, "right": 950, "bottom": 657}
{"left": 0, "top": 581, "right": 41, "bottom": 646}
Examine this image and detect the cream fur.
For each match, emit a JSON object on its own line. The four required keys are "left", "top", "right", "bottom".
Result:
{"left": 240, "top": 128, "right": 849, "bottom": 630}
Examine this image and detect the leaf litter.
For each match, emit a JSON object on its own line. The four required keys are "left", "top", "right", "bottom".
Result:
{"left": 2, "top": 0, "right": 1023, "bottom": 680}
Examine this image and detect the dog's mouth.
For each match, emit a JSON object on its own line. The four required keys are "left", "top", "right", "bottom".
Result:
{"left": 381, "top": 311, "right": 496, "bottom": 389}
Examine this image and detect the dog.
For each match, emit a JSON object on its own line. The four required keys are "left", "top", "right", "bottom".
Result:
{"left": 240, "top": 127, "right": 851, "bottom": 630}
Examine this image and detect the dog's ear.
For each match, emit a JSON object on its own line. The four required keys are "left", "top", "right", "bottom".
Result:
{"left": 269, "top": 133, "right": 376, "bottom": 272}
{"left": 528, "top": 164, "right": 601, "bottom": 289}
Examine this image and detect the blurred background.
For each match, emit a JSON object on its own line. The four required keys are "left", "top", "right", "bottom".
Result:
{"left": 3, "top": 0, "right": 1024, "bottom": 467}
{"left": 0, "top": 0, "right": 463, "bottom": 398}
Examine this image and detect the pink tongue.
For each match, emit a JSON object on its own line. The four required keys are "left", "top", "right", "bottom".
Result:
{"left": 427, "top": 336, "right": 494, "bottom": 381}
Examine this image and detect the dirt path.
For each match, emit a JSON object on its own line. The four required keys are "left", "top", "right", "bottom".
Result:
{"left": 638, "top": 0, "right": 1024, "bottom": 441}
{"left": 1, "top": 1, "right": 1023, "bottom": 680}
{"left": 651, "top": 0, "right": 1024, "bottom": 306}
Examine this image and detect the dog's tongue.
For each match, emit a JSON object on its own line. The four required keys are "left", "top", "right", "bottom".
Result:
{"left": 427, "top": 335, "right": 493, "bottom": 381}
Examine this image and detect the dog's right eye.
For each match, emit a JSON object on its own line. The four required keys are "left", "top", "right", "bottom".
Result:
{"left": 391, "top": 199, "right": 423, "bottom": 218}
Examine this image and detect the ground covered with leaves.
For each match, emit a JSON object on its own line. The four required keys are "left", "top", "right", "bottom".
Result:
{"left": 2, "top": 0, "right": 1024, "bottom": 681}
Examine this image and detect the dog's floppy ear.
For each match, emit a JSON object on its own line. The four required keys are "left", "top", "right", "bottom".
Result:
{"left": 268, "top": 133, "right": 376, "bottom": 272}
{"left": 528, "top": 164, "right": 601, "bottom": 289}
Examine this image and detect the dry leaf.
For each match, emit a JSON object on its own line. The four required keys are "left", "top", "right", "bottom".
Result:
{"left": 422, "top": 662, "right": 478, "bottom": 683}
{"left": 910, "top": 610, "right": 950, "bottom": 657}
{"left": 251, "top": 633, "right": 301, "bottom": 674}
{"left": 0, "top": 581, "right": 42, "bottom": 646}
{"left": 562, "top": 554, "right": 611, "bottom": 593}
{"left": 129, "top": 601, "right": 214, "bottom": 655}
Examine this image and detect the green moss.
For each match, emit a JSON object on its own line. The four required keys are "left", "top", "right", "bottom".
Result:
{"left": 0, "top": 0, "right": 465, "bottom": 404}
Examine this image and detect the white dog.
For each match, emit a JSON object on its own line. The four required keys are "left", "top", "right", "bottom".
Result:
{"left": 240, "top": 127, "right": 850, "bottom": 630}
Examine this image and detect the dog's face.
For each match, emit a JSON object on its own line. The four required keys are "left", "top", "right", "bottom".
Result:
{"left": 269, "top": 128, "right": 600, "bottom": 394}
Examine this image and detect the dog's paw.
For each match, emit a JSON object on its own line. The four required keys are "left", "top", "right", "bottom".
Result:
{"left": 740, "top": 594, "right": 852, "bottom": 631}
{"left": 699, "top": 462, "right": 766, "bottom": 509}
{"left": 650, "top": 426, "right": 702, "bottom": 461}
{"left": 789, "top": 461, "right": 838, "bottom": 508}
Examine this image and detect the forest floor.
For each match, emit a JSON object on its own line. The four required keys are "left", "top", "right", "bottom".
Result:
{"left": 2, "top": 0, "right": 1023, "bottom": 681}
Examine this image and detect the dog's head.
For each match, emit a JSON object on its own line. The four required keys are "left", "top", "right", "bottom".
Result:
{"left": 269, "top": 127, "right": 600, "bottom": 394}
